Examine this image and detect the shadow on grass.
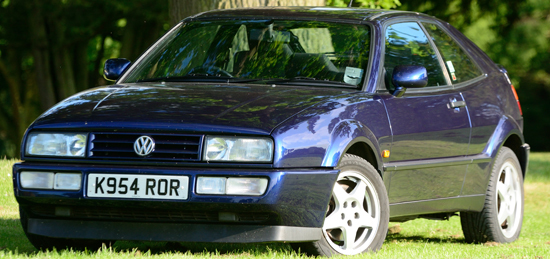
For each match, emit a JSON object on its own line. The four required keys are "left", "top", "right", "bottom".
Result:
{"left": 110, "top": 241, "right": 295, "bottom": 256}
{"left": 385, "top": 232, "right": 467, "bottom": 244}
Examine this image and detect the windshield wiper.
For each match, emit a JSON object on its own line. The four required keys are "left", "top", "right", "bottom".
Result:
{"left": 265, "top": 77, "right": 357, "bottom": 88}
{"left": 136, "top": 75, "right": 358, "bottom": 87}
{"left": 136, "top": 74, "right": 229, "bottom": 83}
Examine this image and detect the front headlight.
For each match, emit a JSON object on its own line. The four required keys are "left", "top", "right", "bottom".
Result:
{"left": 204, "top": 136, "right": 273, "bottom": 162}
{"left": 25, "top": 132, "right": 87, "bottom": 157}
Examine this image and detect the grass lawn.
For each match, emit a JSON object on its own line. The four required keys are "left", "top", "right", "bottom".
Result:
{"left": 0, "top": 154, "right": 549, "bottom": 258}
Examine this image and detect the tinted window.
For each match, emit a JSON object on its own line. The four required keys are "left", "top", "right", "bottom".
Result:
{"left": 423, "top": 23, "right": 482, "bottom": 83}
{"left": 384, "top": 22, "right": 447, "bottom": 88}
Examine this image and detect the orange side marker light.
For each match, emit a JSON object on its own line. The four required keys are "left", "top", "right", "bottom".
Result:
{"left": 382, "top": 150, "right": 390, "bottom": 158}
{"left": 511, "top": 85, "right": 522, "bottom": 115}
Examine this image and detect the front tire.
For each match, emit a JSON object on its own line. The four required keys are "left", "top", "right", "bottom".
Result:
{"left": 292, "top": 154, "right": 389, "bottom": 256}
{"left": 460, "top": 147, "right": 524, "bottom": 243}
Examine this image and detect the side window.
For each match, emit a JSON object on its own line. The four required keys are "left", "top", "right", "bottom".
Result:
{"left": 384, "top": 22, "right": 447, "bottom": 88}
{"left": 422, "top": 23, "right": 482, "bottom": 83}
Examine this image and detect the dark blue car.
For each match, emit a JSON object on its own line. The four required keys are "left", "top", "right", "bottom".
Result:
{"left": 13, "top": 7, "right": 528, "bottom": 256}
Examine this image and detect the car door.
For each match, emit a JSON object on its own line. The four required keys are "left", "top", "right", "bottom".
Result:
{"left": 380, "top": 21, "right": 472, "bottom": 203}
{"left": 420, "top": 21, "right": 490, "bottom": 197}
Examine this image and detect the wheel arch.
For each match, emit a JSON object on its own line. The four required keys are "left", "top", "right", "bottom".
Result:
{"left": 484, "top": 115, "right": 529, "bottom": 178}
{"left": 502, "top": 133, "right": 529, "bottom": 178}
{"left": 321, "top": 120, "right": 383, "bottom": 176}
{"left": 343, "top": 141, "right": 380, "bottom": 175}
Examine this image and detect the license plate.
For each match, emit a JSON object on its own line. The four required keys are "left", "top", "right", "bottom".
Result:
{"left": 87, "top": 174, "right": 189, "bottom": 200}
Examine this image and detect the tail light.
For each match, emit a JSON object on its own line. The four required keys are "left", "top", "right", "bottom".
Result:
{"left": 499, "top": 65, "right": 522, "bottom": 116}
{"left": 510, "top": 84, "right": 522, "bottom": 115}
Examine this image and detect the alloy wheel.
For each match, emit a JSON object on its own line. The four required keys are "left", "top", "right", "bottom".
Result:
{"left": 322, "top": 170, "right": 381, "bottom": 255}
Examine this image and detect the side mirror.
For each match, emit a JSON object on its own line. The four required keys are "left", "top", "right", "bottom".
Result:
{"left": 391, "top": 65, "right": 428, "bottom": 97}
{"left": 104, "top": 58, "right": 131, "bottom": 81}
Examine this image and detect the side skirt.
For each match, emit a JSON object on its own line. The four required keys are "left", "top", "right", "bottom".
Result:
{"left": 389, "top": 194, "right": 485, "bottom": 219}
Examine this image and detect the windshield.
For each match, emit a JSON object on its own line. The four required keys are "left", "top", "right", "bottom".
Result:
{"left": 121, "top": 20, "right": 371, "bottom": 88}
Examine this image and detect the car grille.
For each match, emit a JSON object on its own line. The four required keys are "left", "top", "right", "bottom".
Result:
{"left": 29, "top": 206, "right": 272, "bottom": 223}
{"left": 88, "top": 133, "right": 203, "bottom": 161}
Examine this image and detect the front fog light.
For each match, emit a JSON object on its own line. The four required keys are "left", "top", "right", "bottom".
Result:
{"left": 21, "top": 171, "right": 54, "bottom": 189}
{"left": 196, "top": 177, "right": 226, "bottom": 194}
{"left": 20, "top": 171, "right": 82, "bottom": 190}
{"left": 226, "top": 178, "right": 268, "bottom": 195}
{"left": 54, "top": 173, "right": 81, "bottom": 190}
{"left": 196, "top": 176, "right": 268, "bottom": 196}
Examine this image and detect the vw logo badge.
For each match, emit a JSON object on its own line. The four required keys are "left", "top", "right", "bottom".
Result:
{"left": 134, "top": 136, "right": 155, "bottom": 156}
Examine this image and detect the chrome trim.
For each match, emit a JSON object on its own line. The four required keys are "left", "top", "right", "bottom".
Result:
{"left": 134, "top": 136, "right": 155, "bottom": 156}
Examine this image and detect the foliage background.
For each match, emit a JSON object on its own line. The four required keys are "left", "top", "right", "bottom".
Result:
{"left": 0, "top": 0, "right": 548, "bottom": 158}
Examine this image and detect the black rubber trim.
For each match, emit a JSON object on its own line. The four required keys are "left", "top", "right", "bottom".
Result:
{"left": 383, "top": 154, "right": 492, "bottom": 171}
{"left": 27, "top": 219, "right": 321, "bottom": 243}
{"left": 521, "top": 143, "right": 530, "bottom": 175}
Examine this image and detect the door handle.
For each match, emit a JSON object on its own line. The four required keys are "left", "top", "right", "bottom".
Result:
{"left": 450, "top": 100, "right": 466, "bottom": 108}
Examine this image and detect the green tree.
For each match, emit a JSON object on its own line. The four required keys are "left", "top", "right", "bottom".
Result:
{"left": 0, "top": 0, "right": 169, "bottom": 158}
{"left": 327, "top": 0, "right": 400, "bottom": 9}
{"left": 169, "top": 0, "right": 326, "bottom": 26}
{"left": 398, "top": 0, "right": 550, "bottom": 150}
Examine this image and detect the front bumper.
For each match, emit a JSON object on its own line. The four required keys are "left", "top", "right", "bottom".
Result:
{"left": 13, "top": 162, "right": 338, "bottom": 243}
{"left": 28, "top": 219, "right": 321, "bottom": 243}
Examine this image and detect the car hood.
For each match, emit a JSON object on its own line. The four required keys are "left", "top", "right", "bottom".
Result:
{"left": 32, "top": 83, "right": 350, "bottom": 134}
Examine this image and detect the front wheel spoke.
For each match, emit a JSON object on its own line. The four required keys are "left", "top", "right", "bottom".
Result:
{"left": 357, "top": 209, "right": 376, "bottom": 228}
{"left": 350, "top": 180, "right": 367, "bottom": 201}
{"left": 342, "top": 225, "right": 359, "bottom": 250}
{"left": 324, "top": 212, "right": 345, "bottom": 230}
{"left": 332, "top": 184, "right": 349, "bottom": 205}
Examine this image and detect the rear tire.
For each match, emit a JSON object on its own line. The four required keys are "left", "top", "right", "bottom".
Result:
{"left": 19, "top": 207, "right": 111, "bottom": 251}
{"left": 291, "top": 154, "right": 389, "bottom": 256}
{"left": 460, "top": 147, "right": 524, "bottom": 243}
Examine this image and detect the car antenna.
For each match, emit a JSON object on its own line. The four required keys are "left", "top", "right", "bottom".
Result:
{"left": 348, "top": 0, "right": 354, "bottom": 7}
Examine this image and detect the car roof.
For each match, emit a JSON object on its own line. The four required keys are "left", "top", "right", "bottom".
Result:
{"left": 186, "top": 7, "right": 431, "bottom": 23}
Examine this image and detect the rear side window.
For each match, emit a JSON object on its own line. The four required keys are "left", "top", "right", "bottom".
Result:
{"left": 384, "top": 22, "right": 447, "bottom": 88}
{"left": 422, "top": 23, "right": 482, "bottom": 83}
